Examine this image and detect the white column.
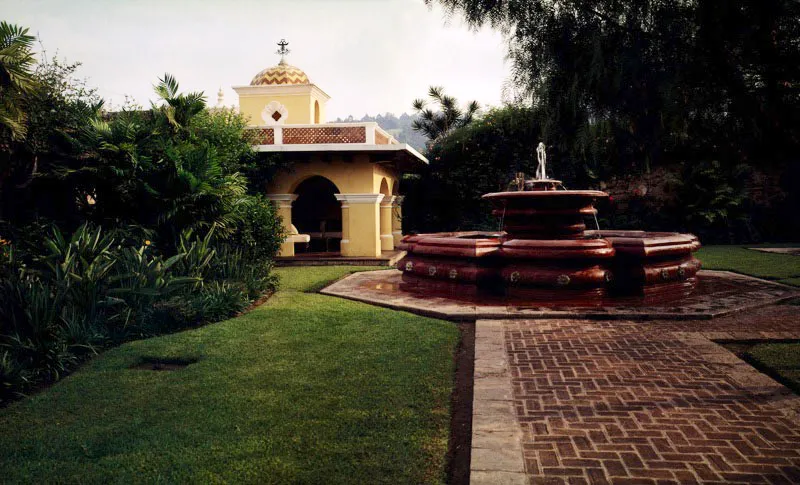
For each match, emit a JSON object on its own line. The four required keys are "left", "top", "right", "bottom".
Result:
{"left": 334, "top": 194, "right": 385, "bottom": 257}
{"left": 265, "top": 193, "right": 298, "bottom": 257}
{"left": 380, "top": 195, "right": 396, "bottom": 251}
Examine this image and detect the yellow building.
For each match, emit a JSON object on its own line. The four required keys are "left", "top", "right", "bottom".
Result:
{"left": 231, "top": 42, "right": 427, "bottom": 259}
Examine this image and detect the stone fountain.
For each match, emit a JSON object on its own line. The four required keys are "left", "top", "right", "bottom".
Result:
{"left": 397, "top": 143, "right": 701, "bottom": 302}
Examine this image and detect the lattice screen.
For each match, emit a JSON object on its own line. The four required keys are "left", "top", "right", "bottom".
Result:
{"left": 250, "top": 128, "right": 274, "bottom": 145}
{"left": 283, "top": 126, "right": 366, "bottom": 144}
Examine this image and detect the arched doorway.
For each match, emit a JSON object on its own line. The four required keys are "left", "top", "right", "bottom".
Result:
{"left": 314, "top": 101, "right": 320, "bottom": 124}
{"left": 293, "top": 176, "right": 342, "bottom": 253}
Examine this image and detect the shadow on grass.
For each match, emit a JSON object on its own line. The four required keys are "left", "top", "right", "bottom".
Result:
{"left": 718, "top": 339, "right": 800, "bottom": 396}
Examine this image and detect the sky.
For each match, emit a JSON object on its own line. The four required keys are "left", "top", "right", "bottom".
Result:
{"left": 4, "top": 0, "right": 509, "bottom": 120}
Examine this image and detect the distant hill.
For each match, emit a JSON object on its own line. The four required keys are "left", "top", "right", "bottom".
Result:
{"left": 332, "top": 113, "right": 427, "bottom": 153}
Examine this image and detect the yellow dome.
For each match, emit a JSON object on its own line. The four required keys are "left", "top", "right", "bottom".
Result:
{"left": 250, "top": 59, "right": 309, "bottom": 86}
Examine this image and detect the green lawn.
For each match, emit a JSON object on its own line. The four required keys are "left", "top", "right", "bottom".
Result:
{"left": 696, "top": 245, "right": 800, "bottom": 286}
{"left": 745, "top": 342, "right": 800, "bottom": 393}
{"left": 701, "top": 244, "right": 800, "bottom": 395}
{"left": 0, "top": 267, "right": 460, "bottom": 484}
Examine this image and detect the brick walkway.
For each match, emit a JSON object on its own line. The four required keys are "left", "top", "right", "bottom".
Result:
{"left": 473, "top": 306, "right": 800, "bottom": 484}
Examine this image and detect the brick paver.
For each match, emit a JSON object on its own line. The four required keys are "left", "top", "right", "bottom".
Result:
{"left": 504, "top": 318, "right": 800, "bottom": 484}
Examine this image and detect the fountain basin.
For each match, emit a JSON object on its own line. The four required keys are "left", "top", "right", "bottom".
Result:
{"left": 399, "top": 230, "right": 700, "bottom": 294}
{"left": 398, "top": 183, "right": 701, "bottom": 300}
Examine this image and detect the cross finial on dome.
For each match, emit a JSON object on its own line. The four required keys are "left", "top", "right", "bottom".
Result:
{"left": 276, "top": 39, "right": 290, "bottom": 64}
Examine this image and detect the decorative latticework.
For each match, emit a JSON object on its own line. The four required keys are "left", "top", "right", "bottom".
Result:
{"left": 250, "top": 128, "right": 274, "bottom": 145}
{"left": 283, "top": 126, "right": 366, "bottom": 144}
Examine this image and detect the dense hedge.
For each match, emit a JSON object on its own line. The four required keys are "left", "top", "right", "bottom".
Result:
{"left": 402, "top": 106, "right": 798, "bottom": 243}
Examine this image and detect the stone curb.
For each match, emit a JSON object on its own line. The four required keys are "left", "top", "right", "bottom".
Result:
{"left": 470, "top": 320, "right": 527, "bottom": 485}
{"left": 319, "top": 270, "right": 800, "bottom": 321}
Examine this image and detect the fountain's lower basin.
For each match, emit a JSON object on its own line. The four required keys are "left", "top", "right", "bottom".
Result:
{"left": 319, "top": 269, "right": 798, "bottom": 321}
{"left": 397, "top": 229, "right": 701, "bottom": 298}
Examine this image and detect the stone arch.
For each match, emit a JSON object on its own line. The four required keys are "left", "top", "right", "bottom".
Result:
{"left": 292, "top": 175, "right": 342, "bottom": 252}
{"left": 379, "top": 177, "right": 391, "bottom": 198}
{"left": 314, "top": 100, "right": 320, "bottom": 124}
{"left": 288, "top": 173, "right": 341, "bottom": 194}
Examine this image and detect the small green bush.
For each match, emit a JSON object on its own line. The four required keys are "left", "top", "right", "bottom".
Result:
{"left": 193, "top": 281, "right": 249, "bottom": 322}
{"left": 228, "top": 194, "right": 284, "bottom": 262}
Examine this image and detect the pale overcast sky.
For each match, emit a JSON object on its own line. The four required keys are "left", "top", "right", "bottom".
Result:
{"left": 4, "top": 0, "right": 508, "bottom": 119}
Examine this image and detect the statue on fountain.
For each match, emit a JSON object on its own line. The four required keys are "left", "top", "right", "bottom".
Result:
{"left": 507, "top": 143, "right": 565, "bottom": 192}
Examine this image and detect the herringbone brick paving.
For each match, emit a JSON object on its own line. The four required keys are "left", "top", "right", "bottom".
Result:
{"left": 505, "top": 312, "right": 800, "bottom": 484}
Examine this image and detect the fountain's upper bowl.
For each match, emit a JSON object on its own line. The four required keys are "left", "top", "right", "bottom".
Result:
{"left": 483, "top": 190, "right": 608, "bottom": 200}
{"left": 482, "top": 189, "right": 608, "bottom": 211}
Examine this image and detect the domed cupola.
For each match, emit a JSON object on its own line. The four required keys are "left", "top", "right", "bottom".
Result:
{"left": 233, "top": 39, "right": 330, "bottom": 125}
{"left": 250, "top": 58, "right": 310, "bottom": 86}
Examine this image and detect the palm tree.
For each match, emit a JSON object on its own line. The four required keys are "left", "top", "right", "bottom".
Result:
{"left": 411, "top": 86, "right": 479, "bottom": 141}
{"left": 152, "top": 73, "right": 206, "bottom": 132}
{"left": 0, "top": 21, "right": 36, "bottom": 140}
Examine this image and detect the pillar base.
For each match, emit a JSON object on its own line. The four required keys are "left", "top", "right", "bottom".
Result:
{"left": 380, "top": 234, "right": 395, "bottom": 251}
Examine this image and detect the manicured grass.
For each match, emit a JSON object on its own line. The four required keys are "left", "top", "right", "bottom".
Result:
{"left": 696, "top": 245, "right": 800, "bottom": 286}
{"left": 745, "top": 342, "right": 800, "bottom": 393}
{"left": 0, "top": 266, "right": 459, "bottom": 484}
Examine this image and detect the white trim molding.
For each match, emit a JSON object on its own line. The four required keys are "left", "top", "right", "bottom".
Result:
{"left": 380, "top": 195, "right": 397, "bottom": 207}
{"left": 254, "top": 143, "right": 428, "bottom": 165}
{"left": 335, "top": 193, "right": 385, "bottom": 204}
{"left": 265, "top": 193, "right": 298, "bottom": 208}
{"left": 233, "top": 83, "right": 331, "bottom": 102}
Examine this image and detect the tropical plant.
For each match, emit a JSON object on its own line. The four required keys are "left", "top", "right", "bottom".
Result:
{"left": 193, "top": 281, "right": 248, "bottom": 322}
{"left": 152, "top": 73, "right": 206, "bottom": 132}
{"left": 411, "top": 86, "right": 479, "bottom": 141}
{"left": 0, "top": 21, "right": 36, "bottom": 140}
{"left": 676, "top": 160, "right": 752, "bottom": 242}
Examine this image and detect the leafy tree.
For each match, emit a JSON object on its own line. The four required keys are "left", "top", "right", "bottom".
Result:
{"left": 0, "top": 21, "right": 38, "bottom": 213}
{"left": 1, "top": 58, "right": 102, "bottom": 225}
{"left": 403, "top": 105, "right": 539, "bottom": 232}
{"left": 414, "top": 0, "right": 800, "bottom": 241}
{"left": 411, "top": 86, "right": 479, "bottom": 141}
{"left": 425, "top": 0, "right": 800, "bottom": 174}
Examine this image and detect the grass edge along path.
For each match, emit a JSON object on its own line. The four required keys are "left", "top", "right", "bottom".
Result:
{"left": 0, "top": 266, "right": 460, "bottom": 484}
{"left": 697, "top": 245, "right": 800, "bottom": 286}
